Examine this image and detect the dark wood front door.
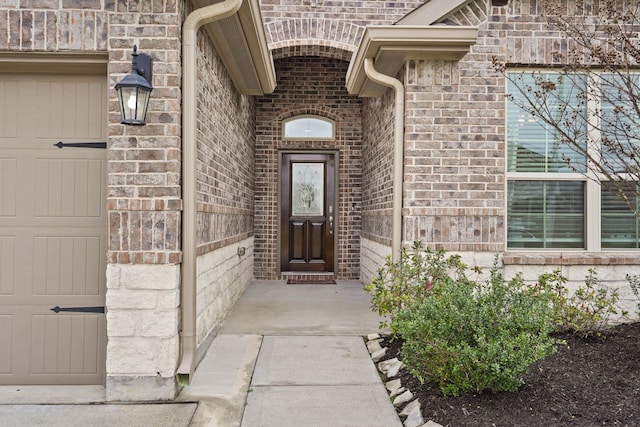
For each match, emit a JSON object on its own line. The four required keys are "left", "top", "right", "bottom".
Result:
{"left": 280, "top": 152, "right": 335, "bottom": 272}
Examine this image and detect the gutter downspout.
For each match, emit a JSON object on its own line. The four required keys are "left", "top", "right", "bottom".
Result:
{"left": 177, "top": 0, "right": 243, "bottom": 385}
{"left": 363, "top": 57, "right": 405, "bottom": 262}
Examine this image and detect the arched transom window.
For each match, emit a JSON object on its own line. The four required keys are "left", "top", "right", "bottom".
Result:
{"left": 283, "top": 115, "right": 335, "bottom": 140}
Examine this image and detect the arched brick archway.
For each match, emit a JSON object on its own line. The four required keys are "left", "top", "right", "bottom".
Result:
{"left": 264, "top": 18, "right": 363, "bottom": 60}
{"left": 275, "top": 105, "right": 343, "bottom": 126}
{"left": 271, "top": 45, "right": 353, "bottom": 62}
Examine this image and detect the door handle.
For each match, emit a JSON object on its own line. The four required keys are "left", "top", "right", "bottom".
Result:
{"left": 329, "top": 205, "right": 334, "bottom": 234}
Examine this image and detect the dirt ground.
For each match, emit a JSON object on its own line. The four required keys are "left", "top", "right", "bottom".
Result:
{"left": 382, "top": 322, "right": 640, "bottom": 427}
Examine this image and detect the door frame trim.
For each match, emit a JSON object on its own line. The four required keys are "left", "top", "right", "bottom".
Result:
{"left": 277, "top": 149, "right": 339, "bottom": 277}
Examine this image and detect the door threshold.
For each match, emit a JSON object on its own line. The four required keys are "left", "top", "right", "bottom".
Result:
{"left": 280, "top": 272, "right": 335, "bottom": 279}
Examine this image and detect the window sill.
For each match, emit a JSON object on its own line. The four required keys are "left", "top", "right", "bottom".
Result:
{"left": 503, "top": 252, "right": 640, "bottom": 266}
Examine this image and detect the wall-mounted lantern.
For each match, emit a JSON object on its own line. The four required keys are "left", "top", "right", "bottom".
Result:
{"left": 115, "top": 45, "right": 153, "bottom": 126}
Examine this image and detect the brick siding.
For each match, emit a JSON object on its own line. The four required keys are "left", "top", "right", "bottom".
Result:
{"left": 193, "top": 24, "right": 255, "bottom": 346}
{"left": 258, "top": 0, "right": 428, "bottom": 279}
{"left": 361, "top": 88, "right": 396, "bottom": 247}
{"left": 106, "top": 1, "right": 183, "bottom": 265}
{"left": 0, "top": 1, "right": 111, "bottom": 51}
{"left": 255, "top": 56, "right": 363, "bottom": 279}
{"left": 195, "top": 27, "right": 256, "bottom": 254}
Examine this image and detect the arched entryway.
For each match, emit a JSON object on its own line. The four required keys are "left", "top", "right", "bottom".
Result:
{"left": 253, "top": 53, "right": 363, "bottom": 280}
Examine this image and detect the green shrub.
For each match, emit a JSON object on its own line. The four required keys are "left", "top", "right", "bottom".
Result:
{"left": 364, "top": 241, "right": 467, "bottom": 329}
{"left": 538, "top": 268, "right": 628, "bottom": 338}
{"left": 365, "top": 243, "right": 628, "bottom": 396}
{"left": 392, "top": 260, "right": 558, "bottom": 396}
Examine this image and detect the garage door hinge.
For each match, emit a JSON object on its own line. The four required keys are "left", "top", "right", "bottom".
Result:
{"left": 50, "top": 306, "right": 105, "bottom": 314}
{"left": 54, "top": 141, "right": 107, "bottom": 149}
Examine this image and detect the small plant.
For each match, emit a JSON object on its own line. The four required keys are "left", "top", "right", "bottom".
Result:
{"left": 625, "top": 273, "right": 640, "bottom": 317}
{"left": 538, "top": 268, "right": 628, "bottom": 338}
{"left": 393, "top": 259, "right": 559, "bottom": 396}
{"left": 364, "top": 241, "right": 467, "bottom": 329}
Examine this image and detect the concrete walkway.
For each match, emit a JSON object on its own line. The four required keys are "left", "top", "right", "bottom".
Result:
{"left": 0, "top": 280, "right": 398, "bottom": 427}
{"left": 181, "top": 279, "right": 399, "bottom": 426}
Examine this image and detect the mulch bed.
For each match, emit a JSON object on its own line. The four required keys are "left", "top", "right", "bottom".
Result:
{"left": 381, "top": 322, "right": 640, "bottom": 427}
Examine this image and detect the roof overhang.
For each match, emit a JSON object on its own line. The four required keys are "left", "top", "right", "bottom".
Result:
{"left": 192, "top": 0, "right": 276, "bottom": 95}
{"left": 345, "top": 25, "right": 478, "bottom": 97}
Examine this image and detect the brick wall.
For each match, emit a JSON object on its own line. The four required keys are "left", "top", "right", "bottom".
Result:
{"left": 359, "top": 85, "right": 396, "bottom": 282}
{"left": 400, "top": 0, "right": 636, "bottom": 254}
{"left": 107, "top": 0, "right": 183, "bottom": 265}
{"left": 0, "top": 0, "right": 110, "bottom": 51}
{"left": 399, "top": 0, "right": 504, "bottom": 252}
{"left": 105, "top": 0, "right": 184, "bottom": 401}
{"left": 261, "top": 0, "right": 426, "bottom": 61}
{"left": 193, "top": 25, "right": 255, "bottom": 347}
{"left": 255, "top": 56, "right": 362, "bottom": 279}
{"left": 402, "top": 54, "right": 505, "bottom": 252}
{"left": 399, "top": 0, "right": 639, "bottom": 320}
{"left": 361, "top": 89, "right": 396, "bottom": 247}
{"left": 257, "top": 0, "right": 427, "bottom": 280}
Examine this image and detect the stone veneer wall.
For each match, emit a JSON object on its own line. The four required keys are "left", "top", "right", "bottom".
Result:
{"left": 254, "top": 56, "right": 362, "bottom": 279}
{"left": 502, "top": 255, "right": 640, "bottom": 321}
{"left": 193, "top": 26, "right": 256, "bottom": 352}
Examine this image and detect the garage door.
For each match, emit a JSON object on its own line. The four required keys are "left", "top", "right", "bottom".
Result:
{"left": 0, "top": 74, "right": 107, "bottom": 385}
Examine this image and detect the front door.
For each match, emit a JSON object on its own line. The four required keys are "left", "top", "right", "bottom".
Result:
{"left": 280, "top": 152, "right": 336, "bottom": 273}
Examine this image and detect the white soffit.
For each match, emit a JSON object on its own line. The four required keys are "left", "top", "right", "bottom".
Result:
{"left": 193, "top": 0, "right": 276, "bottom": 95}
{"left": 346, "top": 25, "right": 478, "bottom": 97}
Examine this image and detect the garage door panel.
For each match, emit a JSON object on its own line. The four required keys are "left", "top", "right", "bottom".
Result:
{"left": 3, "top": 152, "right": 105, "bottom": 222}
{"left": 35, "top": 159, "right": 104, "bottom": 218}
{"left": 0, "top": 81, "right": 18, "bottom": 139}
{"left": 0, "top": 315, "right": 13, "bottom": 373}
{"left": 0, "top": 308, "right": 29, "bottom": 380}
{"left": 31, "top": 314, "right": 102, "bottom": 376}
{"left": 0, "top": 73, "right": 106, "bottom": 385}
{"left": 0, "top": 237, "right": 15, "bottom": 295}
{"left": 0, "top": 158, "right": 17, "bottom": 216}
{"left": 37, "top": 81, "right": 106, "bottom": 140}
{"left": 33, "top": 236, "right": 103, "bottom": 296}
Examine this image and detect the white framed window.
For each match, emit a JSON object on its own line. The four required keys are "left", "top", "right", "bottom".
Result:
{"left": 506, "top": 71, "right": 640, "bottom": 250}
{"left": 283, "top": 115, "right": 334, "bottom": 140}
